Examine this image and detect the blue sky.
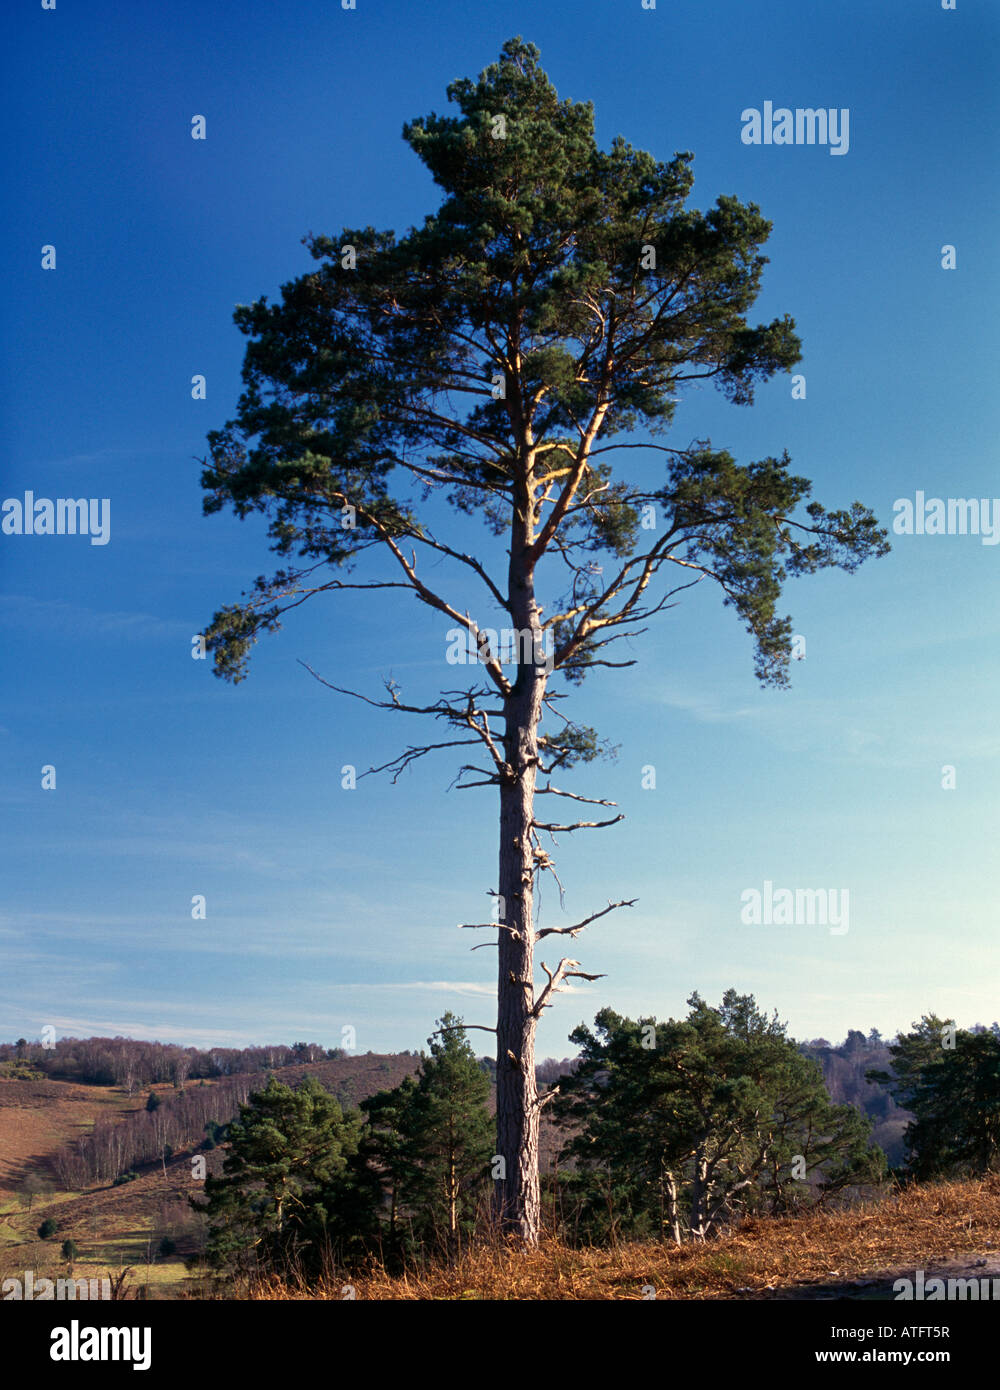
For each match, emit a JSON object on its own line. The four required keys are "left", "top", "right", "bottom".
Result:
{"left": 3, "top": 0, "right": 998, "bottom": 1059}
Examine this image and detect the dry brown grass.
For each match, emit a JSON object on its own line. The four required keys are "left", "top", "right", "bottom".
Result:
{"left": 246, "top": 1176, "right": 1000, "bottom": 1301}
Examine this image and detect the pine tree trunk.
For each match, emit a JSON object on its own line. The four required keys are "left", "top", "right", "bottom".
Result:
{"left": 493, "top": 504, "right": 545, "bottom": 1246}
{"left": 495, "top": 704, "right": 541, "bottom": 1244}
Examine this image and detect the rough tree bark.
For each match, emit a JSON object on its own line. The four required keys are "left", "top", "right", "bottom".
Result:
{"left": 494, "top": 480, "right": 545, "bottom": 1240}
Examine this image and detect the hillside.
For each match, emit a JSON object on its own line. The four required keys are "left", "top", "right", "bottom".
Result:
{"left": 0, "top": 1076, "right": 138, "bottom": 1196}
{"left": 0, "top": 1054, "right": 421, "bottom": 1297}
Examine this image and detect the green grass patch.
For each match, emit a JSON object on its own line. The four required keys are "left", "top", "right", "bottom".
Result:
{"left": 703, "top": 1251, "right": 748, "bottom": 1276}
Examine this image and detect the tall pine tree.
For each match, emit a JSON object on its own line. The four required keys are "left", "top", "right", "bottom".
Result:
{"left": 194, "top": 1074, "right": 378, "bottom": 1278}
{"left": 363, "top": 1014, "right": 493, "bottom": 1260}
{"left": 201, "top": 37, "right": 889, "bottom": 1245}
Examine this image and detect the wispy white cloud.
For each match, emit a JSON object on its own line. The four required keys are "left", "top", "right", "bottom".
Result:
{"left": 33, "top": 1018, "right": 253, "bottom": 1044}
{"left": 641, "top": 676, "right": 1000, "bottom": 769}
{"left": 643, "top": 683, "right": 765, "bottom": 725}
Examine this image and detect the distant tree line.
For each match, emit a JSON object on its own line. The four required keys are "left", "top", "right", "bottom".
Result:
{"left": 0, "top": 1033, "right": 575, "bottom": 1095}
{"left": 1, "top": 1037, "right": 345, "bottom": 1092}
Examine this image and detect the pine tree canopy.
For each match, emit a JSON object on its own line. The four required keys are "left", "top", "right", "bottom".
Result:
{"left": 201, "top": 36, "right": 888, "bottom": 696}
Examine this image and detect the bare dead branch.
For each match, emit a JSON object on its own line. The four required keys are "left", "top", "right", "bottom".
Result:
{"left": 533, "top": 957, "right": 607, "bottom": 1017}
{"left": 355, "top": 506, "right": 512, "bottom": 695}
{"left": 535, "top": 783, "right": 618, "bottom": 807}
{"left": 299, "top": 663, "right": 511, "bottom": 782}
{"left": 460, "top": 922, "right": 522, "bottom": 939}
{"left": 532, "top": 814, "right": 625, "bottom": 833}
{"left": 534, "top": 898, "right": 638, "bottom": 942}
{"left": 407, "top": 530, "right": 511, "bottom": 613}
